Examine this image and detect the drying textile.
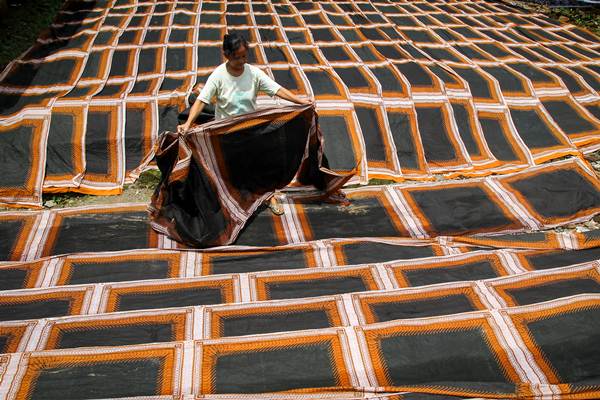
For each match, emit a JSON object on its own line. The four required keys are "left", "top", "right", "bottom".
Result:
{"left": 2, "top": 0, "right": 600, "bottom": 207}
{"left": 1, "top": 233, "right": 600, "bottom": 398}
{"left": 0, "top": 158, "right": 598, "bottom": 261}
{"left": 149, "top": 104, "right": 351, "bottom": 247}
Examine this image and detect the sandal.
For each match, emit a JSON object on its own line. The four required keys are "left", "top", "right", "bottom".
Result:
{"left": 267, "top": 196, "right": 284, "bottom": 215}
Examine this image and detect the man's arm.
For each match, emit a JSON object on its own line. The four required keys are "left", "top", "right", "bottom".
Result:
{"left": 177, "top": 99, "right": 206, "bottom": 132}
{"left": 275, "top": 87, "right": 312, "bottom": 105}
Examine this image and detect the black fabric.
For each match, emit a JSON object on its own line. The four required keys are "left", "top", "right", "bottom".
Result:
{"left": 151, "top": 106, "right": 350, "bottom": 247}
{"left": 428, "top": 65, "right": 463, "bottom": 88}
{"left": 320, "top": 46, "right": 352, "bottom": 62}
{"left": 108, "top": 49, "right": 134, "bottom": 78}
{"left": 450, "top": 102, "right": 481, "bottom": 157}
{"left": 0, "top": 125, "right": 36, "bottom": 188}
{"left": 165, "top": 48, "right": 188, "bottom": 73}
{"left": 509, "top": 63, "right": 555, "bottom": 86}
{"left": 334, "top": 67, "right": 370, "bottom": 91}
{"left": 584, "top": 103, "right": 600, "bottom": 121}
{"left": 48, "top": 212, "right": 150, "bottom": 256}
{"left": 371, "top": 294, "right": 477, "bottom": 322}
{"left": 395, "top": 62, "right": 435, "bottom": 89}
{"left": 234, "top": 208, "right": 282, "bottom": 247}
{"left": 415, "top": 106, "right": 457, "bottom": 164}
{"left": 292, "top": 48, "right": 320, "bottom": 65}
{"left": 0, "top": 92, "right": 54, "bottom": 118}
{"left": 124, "top": 106, "right": 145, "bottom": 171}
{"left": 85, "top": 110, "right": 111, "bottom": 176}
{"left": 209, "top": 249, "right": 310, "bottom": 274}
{"left": 266, "top": 276, "right": 368, "bottom": 299}
{"left": 197, "top": 46, "right": 222, "bottom": 68}
{"left": 408, "top": 186, "right": 515, "bottom": 235}
{"left": 303, "top": 70, "right": 341, "bottom": 97}
{"left": 299, "top": 197, "right": 405, "bottom": 240}
{"left": 478, "top": 43, "right": 513, "bottom": 59}
{"left": 29, "top": 359, "right": 163, "bottom": 399}
{"left": 506, "top": 169, "right": 600, "bottom": 219}
{"left": 0, "top": 335, "right": 9, "bottom": 354}
{"left": 452, "top": 67, "right": 494, "bottom": 100}
{"left": 66, "top": 259, "right": 171, "bottom": 285}
{"left": 0, "top": 299, "right": 71, "bottom": 322}
{"left": 263, "top": 47, "right": 288, "bottom": 63}
{"left": 374, "top": 44, "right": 408, "bottom": 61}
{"left": 369, "top": 65, "right": 405, "bottom": 94}
{"left": 341, "top": 242, "right": 436, "bottom": 265}
{"left": 387, "top": 111, "right": 421, "bottom": 171}
{"left": 356, "top": 106, "right": 387, "bottom": 163}
{"left": 454, "top": 44, "right": 491, "bottom": 61}
{"left": 2, "top": 58, "right": 78, "bottom": 88}
{"left": 402, "top": 260, "right": 500, "bottom": 287}
{"left": 379, "top": 327, "right": 515, "bottom": 394}
{"left": 56, "top": 323, "right": 174, "bottom": 349}
{"left": 572, "top": 66, "right": 600, "bottom": 91}
{"left": 507, "top": 278, "right": 600, "bottom": 306}
{"left": 115, "top": 286, "right": 224, "bottom": 311}
{"left": 509, "top": 108, "right": 562, "bottom": 149}
{"left": 137, "top": 48, "right": 159, "bottom": 74}
{"left": 478, "top": 116, "right": 521, "bottom": 162}
{"left": 221, "top": 310, "right": 332, "bottom": 337}
{"left": 525, "top": 248, "right": 600, "bottom": 270}
{"left": 46, "top": 112, "right": 76, "bottom": 177}
{"left": 319, "top": 115, "right": 357, "bottom": 171}
{"left": 0, "top": 268, "right": 28, "bottom": 290}
{"left": 527, "top": 307, "right": 600, "bottom": 389}
{"left": 422, "top": 47, "right": 462, "bottom": 63}
{"left": 482, "top": 66, "right": 527, "bottom": 94}
{"left": 0, "top": 219, "right": 25, "bottom": 261}
{"left": 352, "top": 45, "right": 381, "bottom": 62}
{"left": 542, "top": 100, "right": 596, "bottom": 136}
{"left": 214, "top": 343, "right": 337, "bottom": 393}
{"left": 271, "top": 69, "right": 300, "bottom": 92}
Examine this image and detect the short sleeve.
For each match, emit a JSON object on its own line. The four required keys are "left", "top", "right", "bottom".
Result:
{"left": 198, "top": 71, "right": 219, "bottom": 104}
{"left": 256, "top": 67, "right": 281, "bottom": 97}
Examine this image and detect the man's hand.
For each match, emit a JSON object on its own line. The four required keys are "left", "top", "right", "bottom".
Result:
{"left": 276, "top": 87, "right": 314, "bottom": 106}
{"left": 177, "top": 123, "right": 190, "bottom": 133}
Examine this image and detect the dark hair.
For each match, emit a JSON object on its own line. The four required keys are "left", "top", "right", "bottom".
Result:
{"left": 222, "top": 33, "right": 248, "bottom": 56}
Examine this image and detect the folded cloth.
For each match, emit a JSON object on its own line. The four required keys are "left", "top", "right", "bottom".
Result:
{"left": 149, "top": 104, "right": 353, "bottom": 247}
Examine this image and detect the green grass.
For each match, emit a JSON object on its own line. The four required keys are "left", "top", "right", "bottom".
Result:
{"left": 548, "top": 6, "right": 600, "bottom": 35}
{"left": 41, "top": 169, "right": 161, "bottom": 208}
{"left": 0, "top": 0, "right": 64, "bottom": 71}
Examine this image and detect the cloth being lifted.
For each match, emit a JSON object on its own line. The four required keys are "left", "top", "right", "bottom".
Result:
{"left": 149, "top": 104, "right": 352, "bottom": 247}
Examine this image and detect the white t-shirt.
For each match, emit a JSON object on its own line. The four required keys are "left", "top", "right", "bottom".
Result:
{"left": 198, "top": 63, "right": 282, "bottom": 120}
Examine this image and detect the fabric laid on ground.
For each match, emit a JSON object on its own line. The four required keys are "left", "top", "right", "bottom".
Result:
{"left": 2, "top": 0, "right": 600, "bottom": 207}
{"left": 1, "top": 157, "right": 597, "bottom": 260}
{"left": 149, "top": 104, "right": 350, "bottom": 247}
{"left": 1, "top": 236, "right": 600, "bottom": 398}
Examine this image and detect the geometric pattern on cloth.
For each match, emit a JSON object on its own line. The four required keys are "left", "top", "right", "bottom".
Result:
{"left": 1, "top": 158, "right": 598, "bottom": 261}
{"left": 5, "top": 297, "right": 600, "bottom": 397}
{"left": 0, "top": 246, "right": 599, "bottom": 397}
{"left": 1, "top": 0, "right": 600, "bottom": 207}
{"left": 506, "top": 296, "right": 600, "bottom": 394}
{"left": 9, "top": 344, "right": 181, "bottom": 399}
{"left": 361, "top": 315, "right": 520, "bottom": 397}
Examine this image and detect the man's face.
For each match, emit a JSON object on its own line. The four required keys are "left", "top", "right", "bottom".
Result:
{"left": 225, "top": 45, "right": 248, "bottom": 69}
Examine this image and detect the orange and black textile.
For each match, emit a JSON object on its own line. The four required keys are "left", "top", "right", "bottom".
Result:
{"left": 149, "top": 104, "right": 351, "bottom": 247}
{"left": 2, "top": 0, "right": 600, "bottom": 208}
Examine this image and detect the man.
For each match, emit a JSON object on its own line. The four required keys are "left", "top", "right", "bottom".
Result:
{"left": 178, "top": 33, "right": 311, "bottom": 214}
